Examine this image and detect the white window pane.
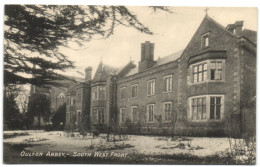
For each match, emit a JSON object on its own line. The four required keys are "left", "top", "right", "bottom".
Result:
{"left": 203, "top": 71, "right": 207, "bottom": 80}
{"left": 205, "top": 37, "right": 209, "bottom": 46}
{"left": 193, "top": 74, "right": 197, "bottom": 83}
{"left": 193, "top": 66, "right": 197, "bottom": 73}
{"left": 211, "top": 62, "right": 216, "bottom": 69}
{"left": 216, "top": 62, "right": 222, "bottom": 69}
{"left": 204, "top": 63, "right": 207, "bottom": 70}
{"left": 199, "top": 65, "right": 203, "bottom": 71}
{"left": 169, "top": 77, "right": 172, "bottom": 91}
{"left": 215, "top": 70, "right": 222, "bottom": 80}
{"left": 198, "top": 73, "right": 202, "bottom": 81}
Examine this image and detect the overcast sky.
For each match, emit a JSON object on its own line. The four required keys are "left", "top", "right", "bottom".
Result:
{"left": 59, "top": 7, "right": 257, "bottom": 78}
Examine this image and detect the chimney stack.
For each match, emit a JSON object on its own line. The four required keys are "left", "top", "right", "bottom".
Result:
{"left": 85, "top": 67, "right": 92, "bottom": 81}
{"left": 141, "top": 41, "right": 154, "bottom": 61}
{"left": 234, "top": 21, "right": 243, "bottom": 36}
{"left": 139, "top": 41, "right": 156, "bottom": 72}
{"left": 226, "top": 21, "right": 243, "bottom": 36}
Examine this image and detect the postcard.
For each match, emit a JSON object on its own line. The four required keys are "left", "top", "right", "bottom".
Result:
{"left": 3, "top": 5, "right": 257, "bottom": 165}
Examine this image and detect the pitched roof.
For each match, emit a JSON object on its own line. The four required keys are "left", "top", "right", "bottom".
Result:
{"left": 62, "top": 74, "right": 85, "bottom": 83}
{"left": 205, "top": 15, "right": 238, "bottom": 38}
{"left": 206, "top": 15, "right": 256, "bottom": 44}
{"left": 125, "top": 66, "right": 138, "bottom": 77}
{"left": 241, "top": 29, "right": 257, "bottom": 44}
{"left": 103, "top": 63, "right": 118, "bottom": 75}
{"left": 124, "top": 49, "right": 184, "bottom": 77}
{"left": 154, "top": 49, "right": 184, "bottom": 67}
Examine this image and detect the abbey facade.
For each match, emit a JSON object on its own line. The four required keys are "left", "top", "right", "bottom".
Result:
{"left": 65, "top": 15, "right": 256, "bottom": 136}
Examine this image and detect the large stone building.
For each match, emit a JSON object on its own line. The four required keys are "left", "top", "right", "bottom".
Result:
{"left": 65, "top": 15, "right": 256, "bottom": 136}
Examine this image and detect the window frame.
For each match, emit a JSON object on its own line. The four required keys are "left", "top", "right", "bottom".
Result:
{"left": 92, "top": 86, "right": 98, "bottom": 101}
{"left": 190, "top": 59, "right": 225, "bottom": 85}
{"left": 131, "top": 84, "right": 138, "bottom": 99}
{"left": 120, "top": 107, "right": 126, "bottom": 123}
{"left": 92, "top": 108, "right": 98, "bottom": 123}
{"left": 147, "top": 79, "right": 155, "bottom": 96}
{"left": 210, "top": 60, "right": 224, "bottom": 81}
{"left": 188, "top": 94, "right": 225, "bottom": 122}
{"left": 163, "top": 75, "right": 173, "bottom": 93}
{"left": 77, "top": 91, "right": 82, "bottom": 103}
{"left": 146, "top": 104, "right": 155, "bottom": 123}
{"left": 76, "top": 110, "right": 82, "bottom": 124}
{"left": 201, "top": 32, "right": 210, "bottom": 49}
{"left": 98, "top": 85, "right": 106, "bottom": 100}
{"left": 92, "top": 107, "right": 104, "bottom": 124}
{"left": 131, "top": 106, "right": 138, "bottom": 123}
{"left": 163, "top": 102, "right": 172, "bottom": 122}
{"left": 120, "top": 86, "right": 127, "bottom": 100}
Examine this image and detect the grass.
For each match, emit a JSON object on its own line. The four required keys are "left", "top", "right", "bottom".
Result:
{"left": 3, "top": 142, "right": 244, "bottom": 164}
{"left": 3, "top": 132, "right": 30, "bottom": 139}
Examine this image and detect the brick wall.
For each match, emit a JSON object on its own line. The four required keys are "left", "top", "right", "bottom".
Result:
{"left": 176, "top": 16, "right": 243, "bottom": 136}
{"left": 116, "top": 61, "right": 178, "bottom": 134}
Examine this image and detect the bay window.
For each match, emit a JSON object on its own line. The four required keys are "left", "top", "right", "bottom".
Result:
{"left": 189, "top": 95, "right": 224, "bottom": 121}
{"left": 191, "top": 59, "right": 224, "bottom": 84}
{"left": 92, "top": 85, "right": 106, "bottom": 100}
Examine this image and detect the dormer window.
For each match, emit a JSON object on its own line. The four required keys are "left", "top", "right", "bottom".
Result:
{"left": 201, "top": 33, "right": 210, "bottom": 48}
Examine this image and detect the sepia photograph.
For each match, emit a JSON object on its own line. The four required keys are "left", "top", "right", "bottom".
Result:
{"left": 2, "top": 4, "right": 257, "bottom": 165}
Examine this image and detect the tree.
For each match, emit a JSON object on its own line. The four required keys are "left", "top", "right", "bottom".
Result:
{"left": 52, "top": 103, "right": 66, "bottom": 130}
{"left": 4, "top": 93, "right": 23, "bottom": 130}
{"left": 4, "top": 5, "right": 171, "bottom": 87}
{"left": 27, "top": 93, "right": 51, "bottom": 129}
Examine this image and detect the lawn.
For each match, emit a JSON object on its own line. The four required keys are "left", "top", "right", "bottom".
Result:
{"left": 3, "top": 130, "right": 254, "bottom": 164}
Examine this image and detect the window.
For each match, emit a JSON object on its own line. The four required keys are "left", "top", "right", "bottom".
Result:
{"left": 92, "top": 87, "right": 98, "bottom": 100}
{"left": 189, "top": 95, "right": 224, "bottom": 121}
{"left": 191, "top": 60, "right": 224, "bottom": 84}
{"left": 98, "top": 108, "right": 104, "bottom": 124}
{"left": 202, "top": 33, "right": 210, "bottom": 48}
{"left": 67, "top": 96, "right": 70, "bottom": 105}
{"left": 92, "top": 108, "right": 104, "bottom": 124}
{"left": 99, "top": 86, "right": 106, "bottom": 100}
{"left": 92, "top": 86, "right": 106, "bottom": 100}
{"left": 147, "top": 79, "right": 155, "bottom": 96}
{"left": 77, "top": 92, "right": 82, "bottom": 103}
{"left": 191, "top": 97, "right": 207, "bottom": 120}
{"left": 131, "top": 106, "right": 138, "bottom": 123}
{"left": 210, "top": 61, "right": 223, "bottom": 80}
{"left": 76, "top": 110, "right": 82, "bottom": 123}
{"left": 210, "top": 97, "right": 221, "bottom": 119}
{"left": 193, "top": 63, "right": 207, "bottom": 83}
{"left": 164, "top": 102, "right": 172, "bottom": 122}
{"left": 120, "top": 87, "right": 127, "bottom": 100}
{"left": 131, "top": 84, "right": 138, "bottom": 98}
{"left": 147, "top": 104, "right": 154, "bottom": 122}
{"left": 120, "top": 108, "right": 126, "bottom": 123}
{"left": 70, "top": 97, "right": 75, "bottom": 105}
{"left": 92, "top": 108, "right": 98, "bottom": 123}
{"left": 163, "top": 75, "right": 172, "bottom": 93}
{"left": 66, "top": 112, "right": 70, "bottom": 125}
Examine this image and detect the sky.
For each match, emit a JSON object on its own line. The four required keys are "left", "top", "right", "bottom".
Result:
{"left": 59, "top": 7, "right": 257, "bottom": 78}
